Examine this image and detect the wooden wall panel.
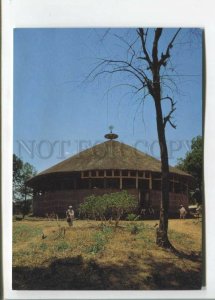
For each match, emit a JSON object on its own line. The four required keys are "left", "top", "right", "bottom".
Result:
{"left": 33, "top": 188, "right": 139, "bottom": 216}
{"left": 33, "top": 188, "right": 188, "bottom": 217}
{"left": 149, "top": 190, "right": 189, "bottom": 216}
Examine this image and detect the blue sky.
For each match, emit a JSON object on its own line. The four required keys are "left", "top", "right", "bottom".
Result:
{"left": 14, "top": 28, "right": 202, "bottom": 173}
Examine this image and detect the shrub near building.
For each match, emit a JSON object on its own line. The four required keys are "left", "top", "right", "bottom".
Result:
{"left": 79, "top": 190, "right": 137, "bottom": 226}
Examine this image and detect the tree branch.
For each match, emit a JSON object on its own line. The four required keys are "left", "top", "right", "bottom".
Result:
{"left": 102, "top": 83, "right": 146, "bottom": 99}
{"left": 113, "top": 33, "right": 139, "bottom": 61}
{"left": 159, "top": 28, "right": 181, "bottom": 67}
{"left": 92, "top": 59, "right": 150, "bottom": 89}
{"left": 92, "top": 68, "right": 145, "bottom": 86}
{"left": 137, "top": 28, "right": 152, "bottom": 69}
{"left": 162, "top": 96, "right": 177, "bottom": 129}
{"left": 152, "top": 28, "right": 163, "bottom": 65}
{"left": 106, "top": 59, "right": 148, "bottom": 81}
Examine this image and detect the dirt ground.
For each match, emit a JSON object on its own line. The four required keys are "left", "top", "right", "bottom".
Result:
{"left": 12, "top": 218, "right": 203, "bottom": 290}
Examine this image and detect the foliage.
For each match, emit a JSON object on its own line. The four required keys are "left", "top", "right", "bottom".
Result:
{"left": 13, "top": 201, "right": 32, "bottom": 219}
{"left": 126, "top": 213, "right": 140, "bottom": 221}
{"left": 100, "top": 223, "right": 113, "bottom": 234}
{"left": 13, "top": 154, "right": 37, "bottom": 217}
{"left": 13, "top": 223, "right": 42, "bottom": 243}
{"left": 87, "top": 232, "right": 107, "bottom": 254}
{"left": 13, "top": 154, "right": 23, "bottom": 183}
{"left": 55, "top": 241, "right": 70, "bottom": 252}
{"left": 130, "top": 225, "right": 139, "bottom": 235}
{"left": 79, "top": 190, "right": 137, "bottom": 226}
{"left": 176, "top": 136, "right": 203, "bottom": 202}
{"left": 39, "top": 243, "right": 48, "bottom": 251}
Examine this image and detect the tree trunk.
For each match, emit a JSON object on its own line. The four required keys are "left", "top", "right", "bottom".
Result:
{"left": 155, "top": 107, "right": 171, "bottom": 248}
{"left": 22, "top": 184, "right": 27, "bottom": 219}
{"left": 153, "top": 74, "right": 172, "bottom": 248}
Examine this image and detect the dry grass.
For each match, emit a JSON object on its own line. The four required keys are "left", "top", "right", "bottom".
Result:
{"left": 13, "top": 218, "right": 203, "bottom": 290}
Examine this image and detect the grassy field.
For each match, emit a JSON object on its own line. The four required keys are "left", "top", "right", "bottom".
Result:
{"left": 12, "top": 218, "right": 202, "bottom": 290}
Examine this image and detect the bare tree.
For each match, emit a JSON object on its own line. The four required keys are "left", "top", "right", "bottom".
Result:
{"left": 89, "top": 28, "right": 185, "bottom": 248}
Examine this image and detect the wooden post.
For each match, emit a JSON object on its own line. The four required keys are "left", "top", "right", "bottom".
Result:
{"left": 120, "top": 171, "right": 122, "bottom": 190}
{"left": 73, "top": 178, "right": 77, "bottom": 190}
{"left": 136, "top": 172, "right": 138, "bottom": 189}
{"left": 149, "top": 172, "right": 152, "bottom": 190}
{"left": 23, "top": 183, "right": 27, "bottom": 219}
{"left": 89, "top": 179, "right": 92, "bottom": 189}
{"left": 172, "top": 174, "right": 175, "bottom": 193}
{"left": 186, "top": 182, "right": 189, "bottom": 198}
{"left": 149, "top": 173, "right": 152, "bottom": 209}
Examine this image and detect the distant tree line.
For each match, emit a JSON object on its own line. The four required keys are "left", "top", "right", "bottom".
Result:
{"left": 176, "top": 136, "right": 203, "bottom": 204}
{"left": 13, "top": 154, "right": 37, "bottom": 218}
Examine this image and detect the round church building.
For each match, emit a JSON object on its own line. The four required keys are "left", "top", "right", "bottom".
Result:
{"left": 27, "top": 133, "right": 193, "bottom": 217}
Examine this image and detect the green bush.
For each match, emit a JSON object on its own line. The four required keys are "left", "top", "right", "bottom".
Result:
{"left": 39, "top": 242, "right": 48, "bottom": 251}
{"left": 55, "top": 241, "right": 70, "bottom": 252}
{"left": 126, "top": 213, "right": 140, "bottom": 221}
{"left": 87, "top": 224, "right": 113, "bottom": 254}
{"left": 79, "top": 191, "right": 137, "bottom": 226}
{"left": 87, "top": 232, "right": 106, "bottom": 254}
{"left": 13, "top": 224, "right": 42, "bottom": 243}
{"left": 101, "top": 224, "right": 113, "bottom": 234}
{"left": 130, "top": 225, "right": 139, "bottom": 235}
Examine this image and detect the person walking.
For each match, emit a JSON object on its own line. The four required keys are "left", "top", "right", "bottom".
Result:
{"left": 66, "top": 205, "right": 75, "bottom": 226}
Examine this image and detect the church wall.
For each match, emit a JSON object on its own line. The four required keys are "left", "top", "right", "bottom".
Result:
{"left": 149, "top": 190, "right": 189, "bottom": 216}
{"left": 33, "top": 187, "right": 188, "bottom": 218}
{"left": 33, "top": 188, "right": 139, "bottom": 217}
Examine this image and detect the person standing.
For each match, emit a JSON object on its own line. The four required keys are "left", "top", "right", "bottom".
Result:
{"left": 179, "top": 204, "right": 187, "bottom": 219}
{"left": 66, "top": 205, "right": 75, "bottom": 226}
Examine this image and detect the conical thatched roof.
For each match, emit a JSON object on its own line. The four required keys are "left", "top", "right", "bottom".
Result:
{"left": 35, "top": 140, "right": 190, "bottom": 177}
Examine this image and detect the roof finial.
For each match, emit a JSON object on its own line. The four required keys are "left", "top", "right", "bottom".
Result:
{"left": 109, "top": 125, "right": 114, "bottom": 133}
{"left": 104, "top": 125, "right": 118, "bottom": 140}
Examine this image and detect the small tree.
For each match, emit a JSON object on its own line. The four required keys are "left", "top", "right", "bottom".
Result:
{"left": 13, "top": 154, "right": 37, "bottom": 218}
{"left": 79, "top": 195, "right": 107, "bottom": 220}
{"left": 176, "top": 136, "right": 203, "bottom": 204}
{"left": 79, "top": 190, "right": 137, "bottom": 226}
{"left": 106, "top": 191, "right": 137, "bottom": 226}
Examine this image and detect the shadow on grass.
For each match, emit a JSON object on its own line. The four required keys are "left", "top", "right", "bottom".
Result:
{"left": 171, "top": 248, "right": 202, "bottom": 262}
{"left": 13, "top": 254, "right": 202, "bottom": 290}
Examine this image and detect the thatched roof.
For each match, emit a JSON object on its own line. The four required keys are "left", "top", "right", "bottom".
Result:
{"left": 34, "top": 140, "right": 190, "bottom": 177}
